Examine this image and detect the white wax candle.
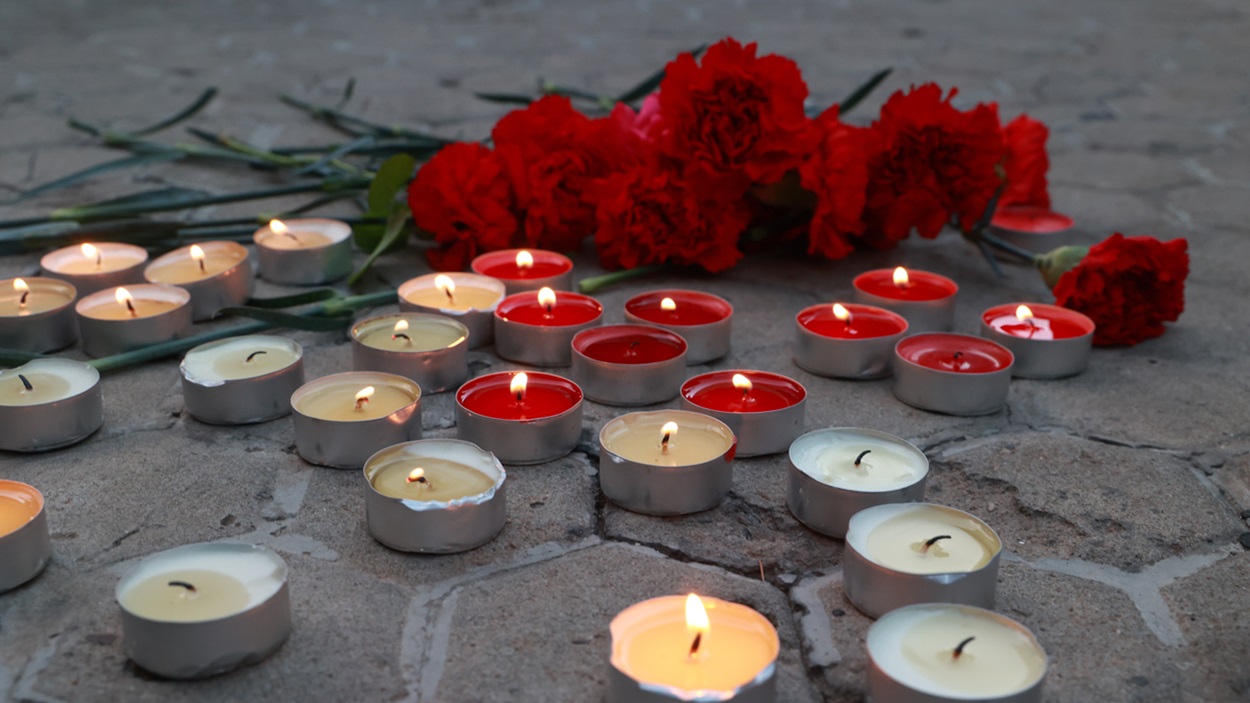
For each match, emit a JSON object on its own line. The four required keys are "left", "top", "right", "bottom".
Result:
{"left": 352, "top": 314, "right": 468, "bottom": 352}
{"left": 789, "top": 428, "right": 927, "bottom": 491}
{"left": 293, "top": 373, "right": 420, "bottom": 422}
{"left": 366, "top": 440, "right": 504, "bottom": 505}
{"left": 600, "top": 411, "right": 735, "bottom": 467}
{"left": 181, "top": 335, "right": 303, "bottom": 384}
{"left": 868, "top": 604, "right": 1047, "bottom": 699}
{"left": 847, "top": 503, "right": 1001, "bottom": 575}
{"left": 254, "top": 219, "right": 348, "bottom": 251}
{"left": 398, "top": 272, "right": 505, "bottom": 313}
{"left": 145, "top": 241, "right": 248, "bottom": 285}
{"left": 117, "top": 543, "right": 287, "bottom": 623}
{"left": 0, "top": 359, "right": 98, "bottom": 406}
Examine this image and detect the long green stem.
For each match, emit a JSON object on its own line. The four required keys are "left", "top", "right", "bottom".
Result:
{"left": 979, "top": 230, "right": 1042, "bottom": 263}
{"left": 577, "top": 265, "right": 664, "bottom": 294}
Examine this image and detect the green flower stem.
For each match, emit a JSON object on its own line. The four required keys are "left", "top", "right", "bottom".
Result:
{"left": 577, "top": 266, "right": 664, "bottom": 294}
{"left": 978, "top": 230, "right": 1043, "bottom": 264}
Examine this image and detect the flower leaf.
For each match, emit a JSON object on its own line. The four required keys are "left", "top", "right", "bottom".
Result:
{"left": 296, "top": 135, "right": 376, "bottom": 176}
{"left": 215, "top": 306, "right": 356, "bottom": 331}
{"left": 245, "top": 289, "right": 342, "bottom": 309}
{"left": 130, "top": 87, "right": 218, "bottom": 136}
{"left": 837, "top": 67, "right": 892, "bottom": 116}
{"left": 473, "top": 92, "right": 536, "bottom": 106}
{"left": 50, "top": 187, "right": 211, "bottom": 221}
{"left": 349, "top": 206, "right": 411, "bottom": 285}
{"left": 353, "top": 153, "right": 417, "bottom": 253}
{"left": 9, "top": 152, "right": 185, "bottom": 203}
{"left": 615, "top": 43, "right": 707, "bottom": 105}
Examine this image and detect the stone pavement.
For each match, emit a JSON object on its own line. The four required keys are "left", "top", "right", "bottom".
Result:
{"left": 2, "top": 0, "right": 1249, "bottom": 701}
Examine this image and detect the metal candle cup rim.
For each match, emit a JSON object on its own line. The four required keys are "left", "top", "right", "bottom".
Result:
{"left": 397, "top": 272, "right": 506, "bottom": 314}
{"left": 470, "top": 248, "right": 574, "bottom": 278}
{"left": 572, "top": 324, "right": 687, "bottom": 369}
{"left": 0, "top": 359, "right": 101, "bottom": 407}
{"left": 494, "top": 291, "right": 603, "bottom": 327}
{"left": 867, "top": 603, "right": 1048, "bottom": 699}
{"left": 181, "top": 335, "right": 304, "bottom": 389}
{"left": 363, "top": 438, "right": 505, "bottom": 510}
{"left": 0, "top": 480, "right": 45, "bottom": 542}
{"left": 75, "top": 283, "right": 191, "bottom": 319}
{"left": 846, "top": 502, "right": 1004, "bottom": 576}
{"left": 795, "top": 303, "right": 909, "bottom": 341}
{"left": 41, "top": 241, "right": 149, "bottom": 275}
{"left": 350, "top": 312, "right": 470, "bottom": 352}
{"left": 680, "top": 370, "right": 808, "bottom": 416}
{"left": 290, "top": 371, "right": 422, "bottom": 420}
{"left": 143, "top": 241, "right": 250, "bottom": 285}
{"left": 252, "top": 218, "right": 351, "bottom": 251}
{"left": 0, "top": 277, "right": 78, "bottom": 318}
{"left": 599, "top": 409, "right": 737, "bottom": 468}
{"left": 853, "top": 268, "right": 959, "bottom": 301}
{"left": 979, "top": 303, "right": 1095, "bottom": 341}
{"left": 894, "top": 334, "right": 1015, "bottom": 377}
{"left": 623, "top": 289, "right": 733, "bottom": 328}
{"left": 455, "top": 371, "right": 583, "bottom": 421}
{"left": 788, "top": 427, "right": 928, "bottom": 494}
{"left": 115, "top": 542, "right": 288, "bottom": 626}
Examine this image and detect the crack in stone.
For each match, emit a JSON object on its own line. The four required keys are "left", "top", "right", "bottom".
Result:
{"left": 790, "top": 570, "right": 844, "bottom": 670}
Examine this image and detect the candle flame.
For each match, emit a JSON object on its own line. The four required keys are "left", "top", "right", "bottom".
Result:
{"left": 269, "top": 219, "right": 289, "bottom": 236}
{"left": 190, "top": 244, "right": 206, "bottom": 262}
{"left": 732, "top": 373, "right": 752, "bottom": 394}
{"left": 1016, "top": 304, "right": 1034, "bottom": 322}
{"left": 893, "top": 266, "right": 909, "bottom": 288}
{"left": 661, "top": 297, "right": 677, "bottom": 311}
{"left": 685, "top": 593, "right": 709, "bottom": 634}
{"left": 832, "top": 303, "right": 851, "bottom": 322}
{"left": 510, "top": 372, "right": 528, "bottom": 402}
{"left": 538, "top": 286, "right": 556, "bottom": 311}
{"left": 660, "top": 421, "right": 679, "bottom": 447}
{"left": 81, "top": 242, "right": 98, "bottom": 258}
{"left": 115, "top": 286, "right": 137, "bottom": 317}
{"left": 406, "top": 468, "right": 425, "bottom": 483}
{"left": 355, "top": 386, "right": 375, "bottom": 411}
{"left": 394, "top": 319, "right": 409, "bottom": 333}
{"left": 435, "top": 274, "right": 456, "bottom": 302}
{"left": 13, "top": 278, "right": 28, "bottom": 293}
{"left": 516, "top": 250, "right": 534, "bottom": 269}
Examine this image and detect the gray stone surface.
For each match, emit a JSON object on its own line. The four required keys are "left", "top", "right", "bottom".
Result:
{"left": 2, "top": 0, "right": 1249, "bottom": 701}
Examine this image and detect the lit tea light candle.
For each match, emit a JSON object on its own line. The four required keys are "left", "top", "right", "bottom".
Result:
{"left": 0, "top": 480, "right": 52, "bottom": 593}
{"left": 144, "top": 241, "right": 253, "bottom": 321}
{"left": 116, "top": 542, "right": 291, "bottom": 679}
{"left": 853, "top": 267, "right": 958, "bottom": 333}
{"left": 252, "top": 218, "right": 353, "bottom": 285}
{"left": 398, "top": 271, "right": 505, "bottom": 349}
{"left": 0, "top": 358, "right": 103, "bottom": 452}
{"left": 980, "top": 302, "right": 1095, "bottom": 379}
{"left": 892, "top": 333, "right": 1014, "bottom": 415}
{"left": 570, "top": 324, "right": 687, "bottom": 406}
{"left": 351, "top": 312, "right": 469, "bottom": 393}
{"left": 494, "top": 287, "right": 604, "bottom": 367}
{"left": 989, "top": 205, "right": 1075, "bottom": 255}
{"left": 623, "top": 289, "right": 733, "bottom": 365}
{"left": 455, "top": 371, "right": 583, "bottom": 465}
{"left": 290, "top": 371, "right": 422, "bottom": 468}
{"left": 787, "top": 428, "right": 929, "bottom": 539}
{"left": 363, "top": 438, "right": 507, "bottom": 553}
{"left": 180, "top": 335, "right": 305, "bottom": 425}
{"left": 608, "top": 594, "right": 779, "bottom": 702}
{"left": 866, "top": 603, "right": 1047, "bottom": 703}
{"left": 471, "top": 248, "right": 574, "bottom": 295}
{"left": 679, "top": 370, "right": 806, "bottom": 457}
{"left": 0, "top": 276, "right": 79, "bottom": 352}
{"left": 843, "top": 503, "right": 1004, "bottom": 619}
{"left": 75, "top": 284, "right": 192, "bottom": 358}
{"left": 794, "top": 302, "right": 909, "bottom": 380}
{"left": 40, "top": 241, "right": 148, "bottom": 297}
{"left": 598, "top": 410, "right": 737, "bottom": 515}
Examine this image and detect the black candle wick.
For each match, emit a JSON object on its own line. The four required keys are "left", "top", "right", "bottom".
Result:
{"left": 854, "top": 449, "right": 872, "bottom": 467}
{"left": 245, "top": 350, "right": 268, "bottom": 363}
{"left": 923, "top": 535, "right": 952, "bottom": 551}
{"left": 952, "top": 351, "right": 964, "bottom": 360}
{"left": 168, "top": 580, "right": 197, "bottom": 593}
{"left": 689, "top": 631, "right": 702, "bottom": 657}
{"left": 393, "top": 333, "right": 412, "bottom": 343}
{"left": 18, "top": 374, "right": 33, "bottom": 391}
{"left": 19, "top": 289, "right": 29, "bottom": 305}
{"left": 953, "top": 636, "right": 975, "bottom": 658}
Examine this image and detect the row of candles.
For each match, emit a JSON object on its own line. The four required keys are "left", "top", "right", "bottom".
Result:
{"left": 0, "top": 224, "right": 1084, "bottom": 700}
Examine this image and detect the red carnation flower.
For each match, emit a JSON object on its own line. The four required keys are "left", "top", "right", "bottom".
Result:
{"left": 997, "top": 114, "right": 1051, "bottom": 211}
{"left": 798, "top": 107, "right": 873, "bottom": 260}
{"left": 654, "top": 38, "right": 817, "bottom": 188}
{"left": 407, "top": 142, "right": 519, "bottom": 271}
{"left": 593, "top": 162, "right": 751, "bottom": 273}
{"left": 1048, "top": 234, "right": 1189, "bottom": 346}
{"left": 862, "top": 84, "right": 1005, "bottom": 246}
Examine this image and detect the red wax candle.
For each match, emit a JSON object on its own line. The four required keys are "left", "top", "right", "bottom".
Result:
{"left": 471, "top": 249, "right": 574, "bottom": 294}
{"left": 991, "top": 206, "right": 1074, "bottom": 234}
{"left": 624, "top": 290, "right": 732, "bottom": 326}
{"left": 573, "top": 325, "right": 685, "bottom": 365}
{"left": 981, "top": 303, "right": 1093, "bottom": 341}
{"left": 682, "top": 371, "right": 806, "bottom": 413}
{"left": 456, "top": 371, "right": 582, "bottom": 421}
{"left": 853, "top": 268, "right": 957, "bottom": 302}
{"left": 896, "top": 334, "right": 1013, "bottom": 374}
{"left": 796, "top": 303, "right": 907, "bottom": 339}
{"left": 495, "top": 289, "right": 602, "bottom": 327}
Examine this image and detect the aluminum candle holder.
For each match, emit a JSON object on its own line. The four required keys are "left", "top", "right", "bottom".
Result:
{"left": 493, "top": 290, "right": 603, "bottom": 367}
{"left": 454, "top": 371, "right": 584, "bottom": 465}
{"left": 570, "top": 325, "right": 687, "bottom": 406}
{"left": 180, "top": 336, "right": 305, "bottom": 425}
{"left": 989, "top": 206, "right": 1075, "bottom": 254}
{"left": 866, "top": 604, "right": 1047, "bottom": 703}
{"left": 144, "top": 241, "right": 254, "bottom": 321}
{"left": 0, "top": 277, "right": 79, "bottom": 353}
{"left": 0, "top": 359, "right": 103, "bottom": 452}
{"left": 75, "top": 284, "right": 192, "bottom": 358}
{"left": 792, "top": 303, "right": 908, "bottom": 380}
{"left": 843, "top": 503, "right": 1004, "bottom": 619}
{"left": 252, "top": 218, "right": 353, "bottom": 285}
{"left": 40, "top": 242, "right": 148, "bottom": 297}
{"left": 471, "top": 248, "right": 575, "bottom": 294}
{"left": 980, "top": 303, "right": 1095, "bottom": 379}
{"left": 116, "top": 542, "right": 291, "bottom": 679}
{"left": 598, "top": 410, "right": 737, "bottom": 516}
{"left": 350, "top": 313, "right": 469, "bottom": 394}
{"left": 398, "top": 272, "right": 506, "bottom": 349}
{"left": 0, "top": 480, "right": 52, "bottom": 593}
{"left": 853, "top": 268, "right": 958, "bottom": 334}
{"left": 623, "top": 289, "right": 733, "bottom": 365}
{"left": 679, "top": 370, "right": 806, "bottom": 457}
{"left": 290, "top": 372, "right": 423, "bottom": 469}
{"left": 363, "top": 439, "right": 507, "bottom": 554}
{"left": 786, "top": 428, "right": 928, "bottom": 539}
{"left": 892, "top": 334, "right": 1014, "bottom": 416}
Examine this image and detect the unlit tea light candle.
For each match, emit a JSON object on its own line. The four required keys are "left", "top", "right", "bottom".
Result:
{"left": 398, "top": 272, "right": 505, "bottom": 349}
{"left": 253, "top": 218, "right": 353, "bottom": 285}
{"left": 364, "top": 438, "right": 506, "bottom": 553}
{"left": 291, "top": 371, "right": 422, "bottom": 468}
{"left": 623, "top": 289, "right": 733, "bottom": 365}
{"left": 471, "top": 248, "right": 574, "bottom": 294}
{"left": 41, "top": 242, "right": 148, "bottom": 297}
{"left": 892, "top": 333, "right": 1014, "bottom": 416}
{"left": 854, "top": 267, "right": 957, "bottom": 333}
{"left": 0, "top": 480, "right": 52, "bottom": 593}
{"left": 144, "top": 241, "right": 253, "bottom": 321}
{"left": 181, "top": 335, "right": 305, "bottom": 425}
{"left": 0, "top": 358, "right": 103, "bottom": 452}
{"left": 351, "top": 313, "right": 469, "bottom": 393}
{"left": 116, "top": 542, "right": 291, "bottom": 679}
{"left": 866, "top": 603, "right": 1047, "bottom": 703}
{"left": 0, "top": 277, "right": 79, "bottom": 353}
{"left": 608, "top": 594, "right": 779, "bottom": 703}
{"left": 75, "top": 284, "right": 192, "bottom": 357}
{"left": 980, "top": 303, "right": 1094, "bottom": 379}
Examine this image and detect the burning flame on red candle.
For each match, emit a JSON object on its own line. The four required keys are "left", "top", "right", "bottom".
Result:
{"left": 354, "top": 386, "right": 375, "bottom": 411}
{"left": 1016, "top": 304, "right": 1034, "bottom": 322}
{"left": 435, "top": 274, "right": 456, "bottom": 303}
{"left": 13, "top": 278, "right": 29, "bottom": 309}
{"left": 510, "top": 372, "right": 528, "bottom": 403}
{"left": 190, "top": 244, "right": 207, "bottom": 273}
{"left": 115, "top": 287, "right": 138, "bottom": 317}
{"left": 833, "top": 303, "right": 851, "bottom": 328}
{"left": 81, "top": 242, "right": 101, "bottom": 269}
{"left": 661, "top": 297, "right": 676, "bottom": 311}
{"left": 516, "top": 250, "right": 534, "bottom": 270}
{"left": 538, "top": 286, "right": 556, "bottom": 313}
{"left": 732, "top": 373, "right": 752, "bottom": 396}
{"left": 893, "top": 266, "right": 909, "bottom": 289}
{"left": 685, "top": 593, "right": 709, "bottom": 658}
